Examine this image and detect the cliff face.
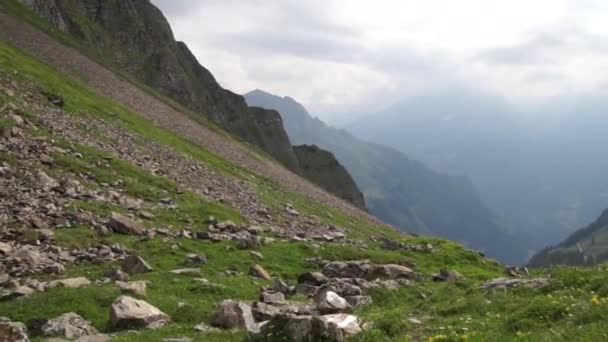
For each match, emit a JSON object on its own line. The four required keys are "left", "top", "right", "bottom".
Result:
{"left": 18, "top": 0, "right": 300, "bottom": 172}
{"left": 293, "top": 145, "right": 366, "bottom": 210}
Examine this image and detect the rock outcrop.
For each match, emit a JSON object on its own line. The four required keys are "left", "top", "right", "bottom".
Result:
{"left": 110, "top": 296, "right": 171, "bottom": 330}
{"left": 293, "top": 145, "right": 366, "bottom": 210}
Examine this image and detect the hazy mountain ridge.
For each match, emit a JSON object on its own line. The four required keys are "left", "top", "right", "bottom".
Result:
{"left": 528, "top": 209, "right": 608, "bottom": 267}
{"left": 244, "top": 89, "right": 531, "bottom": 263}
{"left": 347, "top": 89, "right": 608, "bottom": 252}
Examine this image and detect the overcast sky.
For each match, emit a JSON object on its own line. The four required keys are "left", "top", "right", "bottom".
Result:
{"left": 151, "top": 0, "right": 608, "bottom": 122}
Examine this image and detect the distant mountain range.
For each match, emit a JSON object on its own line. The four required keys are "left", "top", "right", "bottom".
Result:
{"left": 346, "top": 89, "right": 608, "bottom": 253}
{"left": 245, "top": 89, "right": 532, "bottom": 263}
{"left": 528, "top": 209, "right": 608, "bottom": 267}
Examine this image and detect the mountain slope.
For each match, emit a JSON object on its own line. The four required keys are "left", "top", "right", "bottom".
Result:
{"left": 2, "top": 2, "right": 608, "bottom": 342}
{"left": 528, "top": 209, "right": 608, "bottom": 267}
{"left": 15, "top": 0, "right": 302, "bottom": 172}
{"left": 0, "top": 2, "right": 374, "bottom": 225}
{"left": 244, "top": 89, "right": 530, "bottom": 263}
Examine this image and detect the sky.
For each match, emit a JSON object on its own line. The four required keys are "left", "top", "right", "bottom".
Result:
{"left": 151, "top": 0, "right": 608, "bottom": 123}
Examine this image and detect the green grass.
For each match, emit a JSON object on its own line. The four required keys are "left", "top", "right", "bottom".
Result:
{"left": 3, "top": 9, "right": 608, "bottom": 341}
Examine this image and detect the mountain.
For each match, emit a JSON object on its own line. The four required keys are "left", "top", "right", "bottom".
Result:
{"left": 347, "top": 89, "right": 608, "bottom": 253}
{"left": 244, "top": 89, "right": 531, "bottom": 263}
{"left": 3, "top": 1, "right": 608, "bottom": 341}
{"left": 16, "top": 0, "right": 301, "bottom": 172}
{"left": 528, "top": 209, "right": 608, "bottom": 267}
{"left": 293, "top": 145, "right": 366, "bottom": 210}
{"left": 15, "top": 0, "right": 371, "bottom": 209}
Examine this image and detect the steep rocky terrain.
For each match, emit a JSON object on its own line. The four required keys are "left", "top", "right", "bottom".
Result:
{"left": 2, "top": 1, "right": 608, "bottom": 342}
{"left": 293, "top": 145, "right": 366, "bottom": 210}
{"left": 15, "top": 0, "right": 303, "bottom": 174}
{"left": 528, "top": 209, "right": 608, "bottom": 267}
{"left": 244, "top": 89, "right": 527, "bottom": 264}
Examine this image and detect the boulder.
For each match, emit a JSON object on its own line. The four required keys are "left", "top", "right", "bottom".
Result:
{"left": 110, "top": 296, "right": 170, "bottom": 330}
{"left": 270, "top": 278, "right": 291, "bottom": 294}
{"left": 295, "top": 283, "right": 319, "bottom": 297}
{"left": 259, "top": 314, "right": 314, "bottom": 342}
{"left": 259, "top": 291, "right": 285, "bottom": 304}
{"left": 314, "top": 291, "right": 351, "bottom": 314}
{"left": 47, "top": 277, "right": 91, "bottom": 289}
{"left": 116, "top": 281, "right": 147, "bottom": 297}
{"left": 345, "top": 296, "right": 373, "bottom": 309}
{"left": 211, "top": 300, "right": 258, "bottom": 333}
{"left": 373, "top": 264, "right": 416, "bottom": 279}
{"left": 108, "top": 213, "right": 144, "bottom": 235}
{"left": 39, "top": 313, "right": 97, "bottom": 339}
{"left": 316, "top": 314, "right": 362, "bottom": 337}
{"left": 122, "top": 255, "right": 153, "bottom": 275}
{"left": 298, "top": 272, "right": 329, "bottom": 286}
{"left": 322, "top": 261, "right": 373, "bottom": 279}
{"left": 250, "top": 264, "right": 272, "bottom": 281}
{"left": 252, "top": 302, "right": 282, "bottom": 322}
{"left": 0, "top": 317, "right": 29, "bottom": 342}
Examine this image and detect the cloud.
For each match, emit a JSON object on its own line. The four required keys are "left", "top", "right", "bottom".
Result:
{"left": 151, "top": 0, "right": 608, "bottom": 117}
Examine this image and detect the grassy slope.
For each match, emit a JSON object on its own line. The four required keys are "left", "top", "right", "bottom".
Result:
{"left": 0, "top": 8, "right": 608, "bottom": 342}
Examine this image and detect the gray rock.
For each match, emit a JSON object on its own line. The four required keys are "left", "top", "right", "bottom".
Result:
{"left": 270, "top": 278, "right": 291, "bottom": 294}
{"left": 40, "top": 313, "right": 97, "bottom": 339}
{"left": 108, "top": 213, "right": 144, "bottom": 235}
{"left": 0, "top": 317, "right": 29, "bottom": 342}
{"left": 47, "top": 277, "right": 91, "bottom": 289}
{"left": 110, "top": 296, "right": 170, "bottom": 330}
{"left": 298, "top": 272, "right": 328, "bottom": 286}
{"left": 345, "top": 295, "right": 373, "bottom": 309}
{"left": 259, "top": 291, "right": 285, "bottom": 304}
{"left": 314, "top": 291, "right": 351, "bottom": 314}
{"left": 295, "top": 283, "right": 319, "bottom": 297}
{"left": 211, "top": 300, "right": 258, "bottom": 333}
{"left": 259, "top": 314, "right": 314, "bottom": 342}
{"left": 116, "top": 281, "right": 147, "bottom": 297}
{"left": 122, "top": 255, "right": 153, "bottom": 275}
{"left": 373, "top": 264, "right": 416, "bottom": 279}
{"left": 317, "top": 313, "right": 362, "bottom": 337}
{"left": 322, "top": 261, "right": 373, "bottom": 279}
{"left": 252, "top": 302, "right": 282, "bottom": 322}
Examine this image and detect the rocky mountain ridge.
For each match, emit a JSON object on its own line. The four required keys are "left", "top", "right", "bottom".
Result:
{"left": 12, "top": 0, "right": 366, "bottom": 210}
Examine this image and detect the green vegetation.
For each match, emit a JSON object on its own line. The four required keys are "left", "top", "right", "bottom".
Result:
{"left": 2, "top": 4, "right": 608, "bottom": 342}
